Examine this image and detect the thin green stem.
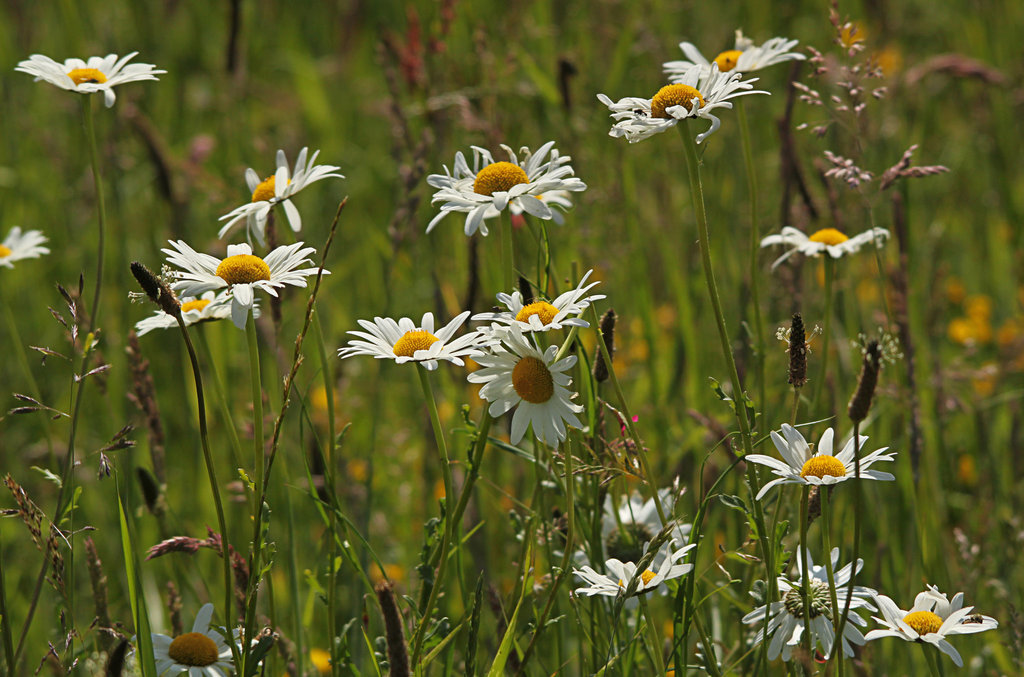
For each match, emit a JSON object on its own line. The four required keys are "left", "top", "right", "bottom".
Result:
{"left": 834, "top": 422, "right": 862, "bottom": 670}
{"left": 923, "top": 644, "right": 942, "bottom": 677}
{"left": 0, "top": 524, "right": 15, "bottom": 672}
{"left": 196, "top": 331, "right": 244, "bottom": 471}
{"left": 678, "top": 123, "right": 775, "bottom": 600}
{"left": 241, "top": 308, "right": 265, "bottom": 675}
{"left": 737, "top": 101, "right": 767, "bottom": 423}
{"left": 2, "top": 294, "right": 55, "bottom": 460}
{"left": 81, "top": 98, "right": 106, "bottom": 331}
{"left": 640, "top": 597, "right": 666, "bottom": 676}
{"left": 814, "top": 258, "right": 836, "bottom": 411}
{"left": 246, "top": 310, "right": 265, "bottom": 496}
{"left": 820, "top": 489, "right": 842, "bottom": 676}
{"left": 501, "top": 210, "right": 515, "bottom": 291}
{"left": 314, "top": 314, "right": 338, "bottom": 677}
{"left": 798, "top": 485, "right": 812, "bottom": 656}
{"left": 691, "top": 611, "right": 722, "bottom": 677}
{"left": 410, "top": 365, "right": 456, "bottom": 667}
{"left": 175, "top": 316, "right": 241, "bottom": 668}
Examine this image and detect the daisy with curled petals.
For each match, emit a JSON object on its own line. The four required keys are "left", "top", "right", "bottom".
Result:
{"left": 163, "top": 240, "right": 325, "bottom": 329}
{"left": 472, "top": 269, "right": 605, "bottom": 333}
{"left": 0, "top": 227, "right": 49, "bottom": 268}
{"left": 467, "top": 325, "right": 583, "bottom": 445}
{"left": 135, "top": 291, "right": 260, "bottom": 336}
{"left": 509, "top": 189, "right": 576, "bottom": 226}
{"left": 149, "top": 603, "right": 235, "bottom": 676}
{"left": 16, "top": 52, "right": 164, "bottom": 108}
{"left": 597, "top": 64, "right": 766, "bottom": 145}
{"left": 426, "top": 141, "right": 587, "bottom": 237}
{"left": 338, "top": 311, "right": 484, "bottom": 371}
{"left": 573, "top": 540, "right": 695, "bottom": 598}
{"left": 746, "top": 424, "right": 896, "bottom": 500}
{"left": 865, "top": 585, "right": 998, "bottom": 667}
{"left": 664, "top": 29, "right": 805, "bottom": 80}
{"left": 742, "top": 547, "right": 876, "bottom": 661}
{"left": 760, "top": 226, "right": 890, "bottom": 270}
{"left": 219, "top": 147, "right": 344, "bottom": 245}
{"left": 600, "top": 486, "right": 691, "bottom": 565}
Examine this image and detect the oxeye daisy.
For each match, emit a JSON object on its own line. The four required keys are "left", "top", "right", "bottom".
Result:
{"left": 760, "top": 226, "right": 890, "bottom": 270}
{"left": 865, "top": 585, "right": 998, "bottom": 667}
{"left": 15, "top": 52, "right": 164, "bottom": 108}
{"left": 597, "top": 64, "right": 766, "bottom": 144}
{"left": 337, "top": 311, "right": 484, "bottom": 371}
{"left": 472, "top": 269, "right": 605, "bottom": 333}
{"left": 664, "top": 29, "right": 805, "bottom": 80}
{"left": 746, "top": 424, "right": 896, "bottom": 500}
{"left": 600, "top": 486, "right": 691, "bottom": 565}
{"left": 219, "top": 147, "right": 344, "bottom": 245}
{"left": 573, "top": 541, "right": 695, "bottom": 598}
{"left": 135, "top": 291, "right": 260, "bottom": 336}
{"left": 743, "top": 547, "right": 876, "bottom": 662}
{"left": 425, "top": 141, "right": 587, "bottom": 237}
{"left": 148, "top": 603, "right": 235, "bottom": 676}
{"left": 0, "top": 227, "right": 49, "bottom": 268}
{"left": 162, "top": 240, "right": 325, "bottom": 329}
{"left": 466, "top": 325, "right": 583, "bottom": 445}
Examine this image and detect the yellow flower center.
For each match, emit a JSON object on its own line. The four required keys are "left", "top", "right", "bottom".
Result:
{"left": 651, "top": 84, "right": 706, "bottom": 118}
{"left": 799, "top": 455, "right": 847, "bottom": 479}
{"left": 714, "top": 50, "right": 743, "bottom": 72}
{"left": 252, "top": 176, "right": 277, "bottom": 203}
{"left": 618, "top": 570, "right": 657, "bottom": 588}
{"left": 515, "top": 301, "right": 559, "bottom": 326}
{"left": 473, "top": 161, "right": 529, "bottom": 196}
{"left": 392, "top": 330, "right": 439, "bottom": 358}
{"left": 215, "top": 254, "right": 271, "bottom": 285}
{"left": 809, "top": 228, "right": 850, "bottom": 246}
{"left": 67, "top": 68, "right": 108, "bottom": 85}
{"left": 310, "top": 647, "right": 332, "bottom": 674}
{"left": 511, "top": 356, "right": 554, "bottom": 404}
{"left": 181, "top": 299, "right": 212, "bottom": 314}
{"left": 903, "top": 610, "right": 943, "bottom": 635}
{"left": 0, "top": 245, "right": 11, "bottom": 258}
{"left": 167, "top": 632, "right": 219, "bottom": 667}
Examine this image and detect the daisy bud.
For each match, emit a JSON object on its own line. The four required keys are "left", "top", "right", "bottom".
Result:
{"left": 788, "top": 313, "right": 808, "bottom": 388}
{"left": 848, "top": 340, "right": 881, "bottom": 422}
{"left": 593, "top": 308, "right": 616, "bottom": 383}
{"left": 130, "top": 261, "right": 181, "bottom": 318}
{"left": 375, "top": 580, "right": 410, "bottom": 677}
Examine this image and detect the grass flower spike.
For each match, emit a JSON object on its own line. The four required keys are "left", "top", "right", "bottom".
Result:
{"left": 598, "top": 64, "right": 766, "bottom": 144}
{"left": 149, "top": 603, "right": 236, "bottom": 676}
{"left": 135, "top": 291, "right": 259, "bottom": 335}
{"left": 16, "top": 52, "right": 164, "bottom": 107}
{"left": 472, "top": 269, "right": 605, "bottom": 332}
{"left": 746, "top": 424, "right": 896, "bottom": 500}
{"left": 467, "top": 325, "right": 583, "bottom": 445}
{"left": 426, "top": 141, "right": 586, "bottom": 236}
{"left": 664, "top": 30, "right": 805, "bottom": 80}
{"left": 338, "top": 311, "right": 484, "bottom": 370}
{"left": 743, "top": 548, "right": 876, "bottom": 661}
{"left": 760, "top": 226, "right": 890, "bottom": 270}
{"left": 219, "top": 147, "right": 344, "bottom": 245}
{"left": 573, "top": 541, "right": 695, "bottom": 597}
{"left": 163, "top": 240, "right": 325, "bottom": 329}
{"left": 865, "top": 585, "right": 998, "bottom": 666}
{"left": 0, "top": 227, "right": 49, "bottom": 268}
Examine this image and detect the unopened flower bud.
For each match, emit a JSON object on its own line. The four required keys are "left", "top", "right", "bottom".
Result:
{"left": 848, "top": 340, "right": 881, "bottom": 422}
{"left": 130, "top": 262, "right": 181, "bottom": 318}
{"left": 593, "top": 308, "right": 616, "bottom": 382}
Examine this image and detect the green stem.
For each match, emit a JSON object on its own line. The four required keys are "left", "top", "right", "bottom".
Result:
{"left": 81, "top": 97, "right": 106, "bottom": 332}
{"left": 678, "top": 123, "right": 775, "bottom": 600}
{"left": 691, "top": 611, "right": 722, "bottom": 677}
{"left": 814, "top": 258, "right": 836, "bottom": 411}
{"left": 834, "top": 422, "right": 862, "bottom": 670}
{"left": 175, "top": 316, "right": 241, "bottom": 668}
{"left": 922, "top": 644, "right": 942, "bottom": 677}
{"left": 0, "top": 524, "right": 15, "bottom": 672}
{"left": 737, "top": 101, "right": 767, "bottom": 424}
{"left": 820, "top": 489, "right": 842, "bottom": 672}
{"left": 501, "top": 210, "right": 515, "bottom": 291}
{"left": 410, "top": 365, "right": 456, "bottom": 667}
{"left": 640, "top": 597, "right": 666, "bottom": 676}
{"left": 798, "top": 485, "right": 812, "bottom": 656}
{"left": 196, "top": 331, "right": 244, "bottom": 471}
{"left": 314, "top": 314, "right": 338, "bottom": 677}
{"left": 2, "top": 293, "right": 55, "bottom": 461}
{"left": 241, "top": 308, "right": 265, "bottom": 674}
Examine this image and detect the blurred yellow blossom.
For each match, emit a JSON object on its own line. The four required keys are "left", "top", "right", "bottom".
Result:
{"left": 944, "top": 277, "right": 966, "bottom": 305}
{"left": 310, "top": 648, "right": 331, "bottom": 674}
{"left": 965, "top": 294, "right": 992, "bottom": 321}
{"left": 956, "top": 454, "right": 977, "bottom": 486}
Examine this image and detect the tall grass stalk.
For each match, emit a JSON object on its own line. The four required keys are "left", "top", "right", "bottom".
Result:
{"left": 814, "top": 258, "right": 836, "bottom": 410}
{"left": 81, "top": 98, "right": 106, "bottom": 331}
{"left": 820, "top": 488, "right": 843, "bottom": 676}
{"left": 833, "top": 422, "right": 863, "bottom": 671}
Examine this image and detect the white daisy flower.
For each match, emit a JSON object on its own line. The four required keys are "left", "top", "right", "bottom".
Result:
{"left": 425, "top": 141, "right": 587, "bottom": 237}
{"left": 743, "top": 547, "right": 876, "bottom": 662}
{"left": 135, "top": 291, "right": 260, "bottom": 336}
{"left": 219, "top": 147, "right": 344, "bottom": 245}
{"left": 509, "top": 189, "right": 575, "bottom": 225}
{"left": 337, "top": 311, "right": 484, "bottom": 371}
{"left": 760, "top": 226, "right": 890, "bottom": 270}
{"left": 466, "top": 325, "right": 583, "bottom": 445}
{"left": 865, "top": 585, "right": 998, "bottom": 667}
{"left": 472, "top": 269, "right": 605, "bottom": 333}
{"left": 0, "top": 227, "right": 49, "bottom": 268}
{"left": 149, "top": 603, "right": 235, "bottom": 676}
{"left": 15, "top": 52, "right": 164, "bottom": 108}
{"left": 597, "top": 64, "right": 767, "bottom": 145}
{"left": 664, "top": 30, "right": 805, "bottom": 80}
{"left": 600, "top": 486, "right": 692, "bottom": 565}
{"left": 162, "top": 240, "right": 325, "bottom": 329}
{"left": 573, "top": 541, "right": 696, "bottom": 598}
{"left": 746, "top": 424, "right": 896, "bottom": 501}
